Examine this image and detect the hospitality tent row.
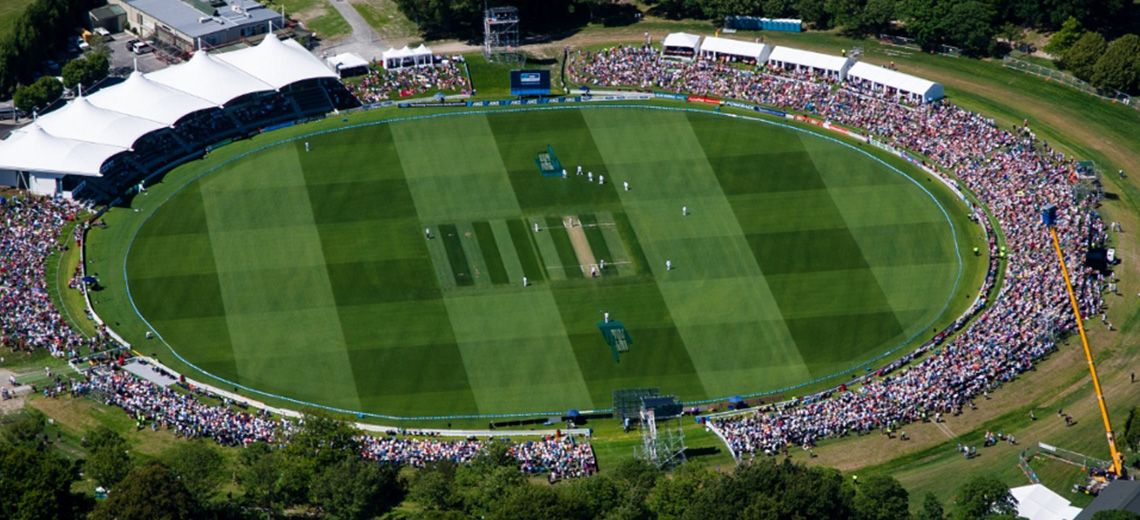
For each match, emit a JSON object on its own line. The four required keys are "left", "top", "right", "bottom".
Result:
{"left": 846, "top": 61, "right": 944, "bottom": 103}
{"left": 661, "top": 32, "right": 944, "bottom": 102}
{"left": 0, "top": 35, "right": 338, "bottom": 197}
{"left": 382, "top": 44, "right": 433, "bottom": 70}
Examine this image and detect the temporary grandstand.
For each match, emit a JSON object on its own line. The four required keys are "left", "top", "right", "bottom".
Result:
{"left": 0, "top": 35, "right": 350, "bottom": 199}
{"left": 846, "top": 61, "right": 945, "bottom": 103}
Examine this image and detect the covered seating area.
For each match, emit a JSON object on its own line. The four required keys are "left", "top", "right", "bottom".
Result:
{"left": 766, "top": 46, "right": 854, "bottom": 81}
{"left": 699, "top": 36, "right": 771, "bottom": 64}
{"left": 382, "top": 44, "right": 434, "bottom": 70}
{"left": 0, "top": 35, "right": 345, "bottom": 198}
{"left": 845, "top": 61, "right": 944, "bottom": 103}
{"left": 662, "top": 32, "right": 701, "bottom": 60}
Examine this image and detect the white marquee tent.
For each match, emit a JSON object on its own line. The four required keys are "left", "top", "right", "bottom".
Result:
{"left": 217, "top": 35, "right": 336, "bottom": 89}
{"left": 662, "top": 32, "right": 701, "bottom": 60}
{"left": 87, "top": 71, "right": 217, "bottom": 127}
{"left": 147, "top": 50, "right": 274, "bottom": 105}
{"left": 1011, "top": 484, "right": 1082, "bottom": 520}
{"left": 699, "top": 36, "right": 771, "bottom": 63}
{"left": 767, "top": 46, "right": 853, "bottom": 80}
{"left": 382, "top": 44, "right": 433, "bottom": 70}
{"left": 846, "top": 61, "right": 944, "bottom": 103}
{"left": 0, "top": 125, "right": 124, "bottom": 177}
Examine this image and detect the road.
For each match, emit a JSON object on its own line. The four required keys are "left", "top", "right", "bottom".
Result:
{"left": 318, "top": 0, "right": 388, "bottom": 61}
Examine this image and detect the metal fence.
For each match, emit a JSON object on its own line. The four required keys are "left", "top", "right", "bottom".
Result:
{"left": 1002, "top": 56, "right": 1135, "bottom": 109}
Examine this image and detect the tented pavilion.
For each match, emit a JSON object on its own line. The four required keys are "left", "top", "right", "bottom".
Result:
{"left": 699, "top": 36, "right": 771, "bottom": 64}
{"left": 0, "top": 35, "right": 337, "bottom": 197}
{"left": 766, "top": 46, "right": 854, "bottom": 81}
{"left": 662, "top": 32, "right": 701, "bottom": 60}
{"left": 845, "top": 61, "right": 945, "bottom": 103}
{"left": 382, "top": 44, "right": 434, "bottom": 70}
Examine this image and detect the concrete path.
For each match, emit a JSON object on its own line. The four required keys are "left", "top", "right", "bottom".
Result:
{"left": 318, "top": 0, "right": 388, "bottom": 61}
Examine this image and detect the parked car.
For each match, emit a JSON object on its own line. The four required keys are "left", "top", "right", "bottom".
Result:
{"left": 93, "top": 27, "right": 112, "bottom": 41}
{"left": 76, "top": 36, "right": 90, "bottom": 51}
{"left": 131, "top": 41, "right": 152, "bottom": 54}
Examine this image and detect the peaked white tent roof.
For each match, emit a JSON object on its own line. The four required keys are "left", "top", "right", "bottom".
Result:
{"left": 147, "top": 50, "right": 274, "bottom": 105}
{"left": 34, "top": 96, "right": 166, "bottom": 149}
{"left": 1011, "top": 484, "right": 1082, "bottom": 520}
{"left": 217, "top": 35, "right": 336, "bottom": 90}
{"left": 411, "top": 44, "right": 432, "bottom": 56}
{"left": 383, "top": 46, "right": 413, "bottom": 60}
{"left": 701, "top": 36, "right": 768, "bottom": 60}
{"left": 0, "top": 125, "right": 123, "bottom": 176}
{"left": 662, "top": 32, "right": 701, "bottom": 50}
{"left": 768, "top": 46, "right": 852, "bottom": 73}
{"left": 847, "top": 61, "right": 943, "bottom": 100}
{"left": 87, "top": 71, "right": 217, "bottom": 127}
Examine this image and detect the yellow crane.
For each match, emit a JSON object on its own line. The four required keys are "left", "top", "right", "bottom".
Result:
{"left": 1043, "top": 205, "right": 1124, "bottom": 476}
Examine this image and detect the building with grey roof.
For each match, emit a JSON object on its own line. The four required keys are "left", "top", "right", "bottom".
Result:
{"left": 110, "top": 0, "right": 283, "bottom": 54}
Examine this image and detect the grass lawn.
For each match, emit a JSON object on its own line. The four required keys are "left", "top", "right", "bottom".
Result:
{"left": 260, "top": 0, "right": 349, "bottom": 40}
{"left": 0, "top": 0, "right": 31, "bottom": 38}
{"left": 85, "top": 103, "right": 981, "bottom": 419}
{"left": 465, "top": 54, "right": 518, "bottom": 98}
{"left": 349, "top": 0, "right": 417, "bottom": 41}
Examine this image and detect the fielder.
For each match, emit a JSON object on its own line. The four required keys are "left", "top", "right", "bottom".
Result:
{"left": 623, "top": 181, "right": 629, "bottom": 191}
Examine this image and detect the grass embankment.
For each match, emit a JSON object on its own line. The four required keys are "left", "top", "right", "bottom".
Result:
{"left": 261, "top": 0, "right": 350, "bottom": 40}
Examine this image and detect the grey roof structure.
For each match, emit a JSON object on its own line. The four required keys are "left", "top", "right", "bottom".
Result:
{"left": 1074, "top": 481, "right": 1140, "bottom": 519}
{"left": 123, "top": 0, "right": 281, "bottom": 40}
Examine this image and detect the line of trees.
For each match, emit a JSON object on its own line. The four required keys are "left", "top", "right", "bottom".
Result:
{"left": 0, "top": 0, "right": 99, "bottom": 97}
{"left": 1047, "top": 17, "right": 1140, "bottom": 94}
{"left": 0, "top": 406, "right": 1077, "bottom": 520}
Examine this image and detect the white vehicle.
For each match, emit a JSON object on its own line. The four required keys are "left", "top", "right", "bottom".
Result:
{"left": 76, "top": 36, "right": 90, "bottom": 51}
{"left": 93, "top": 27, "right": 112, "bottom": 41}
{"left": 131, "top": 41, "right": 152, "bottom": 54}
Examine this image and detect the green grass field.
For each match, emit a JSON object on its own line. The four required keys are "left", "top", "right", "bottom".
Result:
{"left": 108, "top": 105, "right": 978, "bottom": 418}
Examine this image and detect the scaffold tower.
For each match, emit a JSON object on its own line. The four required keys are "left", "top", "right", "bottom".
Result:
{"left": 483, "top": 6, "right": 521, "bottom": 64}
{"left": 637, "top": 406, "right": 687, "bottom": 469}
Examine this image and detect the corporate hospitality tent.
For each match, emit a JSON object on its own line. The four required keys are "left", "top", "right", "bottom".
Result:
{"left": 327, "top": 52, "right": 370, "bottom": 77}
{"left": 846, "top": 62, "right": 944, "bottom": 103}
{"left": 699, "top": 36, "right": 771, "bottom": 64}
{"left": 147, "top": 50, "right": 274, "bottom": 105}
{"left": 217, "top": 35, "right": 337, "bottom": 89}
{"left": 662, "top": 32, "right": 701, "bottom": 60}
{"left": 382, "top": 44, "right": 433, "bottom": 70}
{"left": 1010, "top": 484, "right": 1082, "bottom": 520}
{"left": 32, "top": 96, "right": 166, "bottom": 149}
{"left": 767, "top": 46, "right": 853, "bottom": 80}
{"left": 86, "top": 71, "right": 217, "bottom": 127}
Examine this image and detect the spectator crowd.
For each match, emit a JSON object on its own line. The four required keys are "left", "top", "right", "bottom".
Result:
{"left": 570, "top": 45, "right": 1108, "bottom": 459}
{"left": 349, "top": 59, "right": 471, "bottom": 105}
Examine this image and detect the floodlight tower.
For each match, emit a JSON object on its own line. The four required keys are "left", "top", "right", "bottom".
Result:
{"left": 1042, "top": 205, "right": 1124, "bottom": 476}
{"left": 483, "top": 6, "right": 520, "bottom": 64}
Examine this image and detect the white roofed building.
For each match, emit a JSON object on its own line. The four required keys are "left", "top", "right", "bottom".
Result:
{"left": 767, "top": 46, "right": 853, "bottom": 81}
{"left": 217, "top": 35, "right": 336, "bottom": 89}
{"left": 662, "top": 32, "right": 701, "bottom": 60}
{"left": 109, "top": 0, "right": 285, "bottom": 54}
{"left": 86, "top": 71, "right": 217, "bottom": 126}
{"left": 1011, "top": 484, "right": 1082, "bottom": 520}
{"left": 845, "top": 61, "right": 944, "bottom": 103}
{"left": 382, "top": 45, "right": 433, "bottom": 70}
{"left": 148, "top": 50, "right": 274, "bottom": 105}
{"left": 699, "top": 37, "right": 771, "bottom": 64}
{"left": 32, "top": 97, "right": 167, "bottom": 149}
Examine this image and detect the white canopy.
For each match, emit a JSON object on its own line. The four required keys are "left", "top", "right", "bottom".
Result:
{"left": 87, "top": 71, "right": 217, "bottom": 127}
{"left": 768, "top": 46, "right": 853, "bottom": 76}
{"left": 34, "top": 97, "right": 166, "bottom": 149}
{"left": 663, "top": 32, "right": 701, "bottom": 50}
{"left": 846, "top": 61, "right": 944, "bottom": 102}
{"left": 148, "top": 50, "right": 274, "bottom": 105}
{"left": 218, "top": 35, "right": 336, "bottom": 90}
{"left": 0, "top": 125, "right": 123, "bottom": 177}
{"left": 411, "top": 44, "right": 432, "bottom": 57}
{"left": 700, "top": 36, "right": 769, "bottom": 61}
{"left": 328, "top": 52, "right": 369, "bottom": 70}
{"left": 383, "top": 46, "right": 413, "bottom": 60}
{"left": 1011, "top": 484, "right": 1082, "bottom": 520}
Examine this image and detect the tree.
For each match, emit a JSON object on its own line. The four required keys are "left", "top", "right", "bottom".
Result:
{"left": 81, "top": 426, "right": 131, "bottom": 489}
{"left": 0, "top": 443, "right": 86, "bottom": 520}
{"left": 164, "top": 440, "right": 225, "bottom": 505}
{"left": 489, "top": 482, "right": 565, "bottom": 520}
{"left": 61, "top": 52, "right": 109, "bottom": 90}
{"left": 561, "top": 474, "right": 622, "bottom": 519}
{"left": 311, "top": 456, "right": 403, "bottom": 520}
{"left": 854, "top": 0, "right": 895, "bottom": 36}
{"left": 1045, "top": 16, "right": 1084, "bottom": 55}
{"left": 647, "top": 464, "right": 719, "bottom": 519}
{"left": 824, "top": 0, "right": 863, "bottom": 31}
{"left": 901, "top": 0, "right": 945, "bottom": 52}
{"left": 1091, "top": 34, "right": 1140, "bottom": 93}
{"left": 456, "top": 464, "right": 526, "bottom": 517}
{"left": 90, "top": 461, "right": 200, "bottom": 520}
{"left": 918, "top": 492, "right": 945, "bottom": 520}
{"left": 408, "top": 460, "right": 461, "bottom": 512}
{"left": 795, "top": 0, "right": 830, "bottom": 28}
{"left": 12, "top": 76, "right": 63, "bottom": 114}
{"left": 1062, "top": 31, "right": 1107, "bottom": 81}
{"left": 853, "top": 474, "right": 910, "bottom": 520}
{"left": 1122, "top": 406, "right": 1140, "bottom": 452}
{"left": 941, "top": 1, "right": 999, "bottom": 56}
{"left": 951, "top": 476, "right": 1016, "bottom": 519}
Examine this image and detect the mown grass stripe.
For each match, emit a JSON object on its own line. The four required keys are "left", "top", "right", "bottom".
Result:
{"left": 612, "top": 212, "right": 649, "bottom": 274}
{"left": 506, "top": 218, "right": 546, "bottom": 282}
{"left": 438, "top": 224, "right": 474, "bottom": 286}
{"left": 455, "top": 221, "right": 492, "bottom": 288}
{"left": 473, "top": 221, "right": 509, "bottom": 285}
{"left": 546, "top": 216, "right": 582, "bottom": 279}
